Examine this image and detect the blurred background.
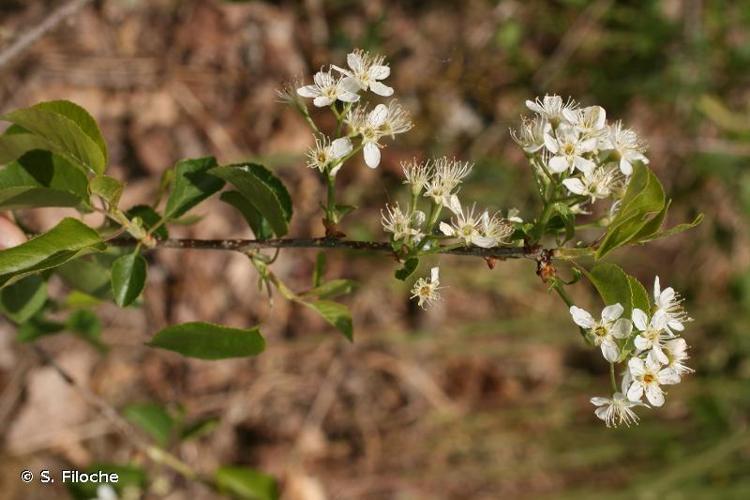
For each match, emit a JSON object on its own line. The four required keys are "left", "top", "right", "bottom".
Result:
{"left": 1, "top": 0, "right": 749, "bottom": 498}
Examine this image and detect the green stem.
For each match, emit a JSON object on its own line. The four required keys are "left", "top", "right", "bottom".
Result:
{"left": 609, "top": 363, "right": 618, "bottom": 393}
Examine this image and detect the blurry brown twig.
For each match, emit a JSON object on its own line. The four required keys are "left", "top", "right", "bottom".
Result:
{"left": 109, "top": 237, "right": 544, "bottom": 261}
{"left": 0, "top": 0, "right": 95, "bottom": 71}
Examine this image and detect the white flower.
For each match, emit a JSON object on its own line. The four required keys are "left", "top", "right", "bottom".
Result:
{"left": 506, "top": 208, "right": 523, "bottom": 223}
{"left": 305, "top": 136, "right": 352, "bottom": 173}
{"left": 381, "top": 203, "right": 424, "bottom": 243}
{"left": 439, "top": 203, "right": 496, "bottom": 248}
{"left": 603, "top": 121, "right": 649, "bottom": 176}
{"left": 626, "top": 356, "right": 680, "bottom": 407}
{"left": 563, "top": 105, "right": 607, "bottom": 140}
{"left": 632, "top": 308, "right": 671, "bottom": 365}
{"left": 653, "top": 276, "right": 691, "bottom": 334}
{"left": 333, "top": 49, "right": 393, "bottom": 97}
{"left": 526, "top": 94, "right": 578, "bottom": 126}
{"left": 591, "top": 392, "right": 645, "bottom": 428}
{"left": 347, "top": 102, "right": 412, "bottom": 168}
{"left": 561, "top": 166, "right": 621, "bottom": 203}
{"left": 479, "top": 211, "right": 513, "bottom": 247}
{"left": 90, "top": 485, "right": 118, "bottom": 500}
{"left": 402, "top": 158, "right": 432, "bottom": 195}
{"left": 423, "top": 157, "right": 473, "bottom": 207}
{"left": 663, "top": 337, "right": 693, "bottom": 378}
{"left": 544, "top": 123, "right": 597, "bottom": 174}
{"left": 411, "top": 267, "right": 441, "bottom": 309}
{"left": 510, "top": 115, "right": 548, "bottom": 154}
{"left": 297, "top": 68, "right": 360, "bottom": 107}
{"left": 569, "top": 304, "right": 633, "bottom": 362}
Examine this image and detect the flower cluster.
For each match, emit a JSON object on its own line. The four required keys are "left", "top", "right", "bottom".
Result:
{"left": 295, "top": 49, "right": 413, "bottom": 171}
{"left": 570, "top": 276, "right": 693, "bottom": 427}
{"left": 512, "top": 95, "right": 649, "bottom": 213}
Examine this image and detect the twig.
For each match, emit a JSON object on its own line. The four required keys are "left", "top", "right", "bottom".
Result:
{"left": 0, "top": 0, "right": 95, "bottom": 71}
{"left": 108, "top": 237, "right": 544, "bottom": 260}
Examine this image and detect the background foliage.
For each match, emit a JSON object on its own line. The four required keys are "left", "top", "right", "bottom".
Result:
{"left": 0, "top": 0, "right": 749, "bottom": 498}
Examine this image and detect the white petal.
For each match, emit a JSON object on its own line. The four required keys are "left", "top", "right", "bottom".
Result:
{"left": 651, "top": 309, "right": 668, "bottom": 330}
{"left": 562, "top": 108, "right": 579, "bottom": 124}
{"left": 447, "top": 195, "right": 462, "bottom": 215}
{"left": 645, "top": 355, "right": 662, "bottom": 373}
{"left": 331, "top": 137, "right": 353, "bottom": 158}
{"left": 601, "top": 303, "right": 624, "bottom": 322}
{"left": 578, "top": 137, "right": 598, "bottom": 152}
{"left": 569, "top": 306, "right": 595, "bottom": 329}
{"left": 668, "top": 319, "right": 685, "bottom": 332}
{"left": 337, "top": 91, "right": 360, "bottom": 103}
{"left": 619, "top": 157, "right": 633, "bottom": 176}
{"left": 471, "top": 235, "right": 496, "bottom": 248}
{"left": 659, "top": 287, "right": 675, "bottom": 306}
{"left": 548, "top": 155, "right": 569, "bottom": 173}
{"left": 601, "top": 339, "right": 620, "bottom": 363}
{"left": 632, "top": 308, "right": 648, "bottom": 331}
{"left": 363, "top": 141, "right": 381, "bottom": 168}
{"left": 368, "top": 104, "right": 388, "bottom": 127}
{"left": 339, "top": 76, "right": 361, "bottom": 93}
{"left": 653, "top": 276, "right": 661, "bottom": 301}
{"left": 648, "top": 346, "right": 669, "bottom": 365}
{"left": 574, "top": 156, "right": 596, "bottom": 174}
{"left": 296, "top": 85, "right": 320, "bottom": 98}
{"left": 612, "top": 318, "right": 632, "bottom": 339}
{"left": 430, "top": 267, "right": 440, "bottom": 283}
{"left": 313, "top": 95, "right": 334, "bottom": 107}
{"left": 590, "top": 396, "right": 611, "bottom": 406}
{"left": 526, "top": 100, "right": 543, "bottom": 114}
{"left": 439, "top": 221, "right": 455, "bottom": 236}
{"left": 543, "top": 133, "right": 559, "bottom": 153}
{"left": 658, "top": 367, "right": 681, "bottom": 385}
{"left": 369, "top": 81, "right": 394, "bottom": 97}
{"left": 369, "top": 65, "right": 390, "bottom": 80}
{"left": 627, "top": 383, "right": 644, "bottom": 402}
{"left": 628, "top": 357, "right": 646, "bottom": 377}
{"left": 645, "top": 385, "right": 665, "bottom": 407}
{"left": 562, "top": 178, "right": 585, "bottom": 195}
{"left": 346, "top": 52, "right": 363, "bottom": 72}
{"left": 331, "top": 64, "right": 352, "bottom": 77}
{"left": 634, "top": 335, "right": 650, "bottom": 351}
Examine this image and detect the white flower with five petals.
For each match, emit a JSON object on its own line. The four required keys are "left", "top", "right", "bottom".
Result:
{"left": 305, "top": 136, "right": 352, "bottom": 173}
{"left": 296, "top": 69, "right": 360, "bottom": 107}
{"left": 439, "top": 204, "right": 496, "bottom": 248}
{"left": 526, "top": 94, "right": 577, "bottom": 126}
{"left": 411, "top": 267, "right": 441, "bottom": 309}
{"left": 653, "top": 276, "right": 691, "bottom": 334}
{"left": 569, "top": 303, "right": 633, "bottom": 362}
{"left": 591, "top": 392, "right": 646, "bottom": 428}
{"left": 544, "top": 123, "right": 597, "bottom": 174}
{"left": 602, "top": 121, "right": 649, "bottom": 176}
{"left": 632, "top": 308, "right": 671, "bottom": 365}
{"left": 562, "top": 166, "right": 621, "bottom": 203}
{"left": 663, "top": 337, "right": 693, "bottom": 378}
{"left": 626, "top": 356, "right": 680, "bottom": 407}
{"left": 333, "top": 49, "right": 393, "bottom": 97}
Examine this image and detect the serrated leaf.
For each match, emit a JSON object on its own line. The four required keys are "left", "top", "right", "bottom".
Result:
{"left": 596, "top": 163, "right": 665, "bottom": 259}
{"left": 220, "top": 190, "right": 272, "bottom": 239}
{"left": 89, "top": 175, "right": 123, "bottom": 208}
{"left": 124, "top": 403, "right": 174, "bottom": 447}
{"left": 301, "top": 279, "right": 357, "bottom": 300}
{"left": 304, "top": 300, "right": 353, "bottom": 341}
{"left": 111, "top": 252, "right": 147, "bottom": 307}
{"left": 0, "top": 150, "right": 90, "bottom": 210}
{"left": 1, "top": 101, "right": 107, "bottom": 174}
{"left": 125, "top": 205, "right": 169, "bottom": 240}
{"left": 215, "top": 466, "right": 279, "bottom": 500}
{"left": 164, "top": 157, "right": 224, "bottom": 220}
{"left": 211, "top": 163, "right": 292, "bottom": 237}
{"left": 395, "top": 257, "right": 419, "bottom": 281}
{"left": 147, "top": 322, "right": 265, "bottom": 360}
{"left": 0, "top": 275, "right": 47, "bottom": 323}
{"left": 0, "top": 218, "right": 105, "bottom": 288}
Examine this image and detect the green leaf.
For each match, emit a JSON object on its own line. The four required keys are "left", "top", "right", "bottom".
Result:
{"left": 17, "top": 316, "right": 65, "bottom": 342}
{"left": 628, "top": 275, "right": 650, "bottom": 314}
{"left": 596, "top": 163, "right": 665, "bottom": 259}
{"left": 304, "top": 300, "right": 353, "bottom": 341}
{"left": 395, "top": 257, "right": 419, "bottom": 281}
{"left": 89, "top": 175, "right": 123, "bottom": 208}
{"left": 56, "top": 253, "right": 115, "bottom": 299}
{"left": 123, "top": 403, "right": 175, "bottom": 447}
{"left": 147, "top": 322, "right": 265, "bottom": 360}
{"left": 66, "top": 309, "right": 104, "bottom": 349}
{"left": 301, "top": 279, "right": 357, "bottom": 300}
{"left": 111, "top": 252, "right": 147, "bottom": 307}
{"left": 547, "top": 202, "right": 575, "bottom": 242}
{"left": 1, "top": 100, "right": 107, "bottom": 174}
{"left": 125, "top": 205, "right": 169, "bottom": 240}
{"left": 211, "top": 163, "right": 292, "bottom": 237}
{"left": 584, "top": 262, "right": 635, "bottom": 316}
{"left": 640, "top": 213, "right": 704, "bottom": 243}
{"left": 312, "top": 252, "right": 326, "bottom": 287}
{"left": 0, "top": 150, "right": 90, "bottom": 210}
{"left": 0, "top": 218, "right": 105, "bottom": 288}
{"left": 220, "top": 190, "right": 272, "bottom": 239}
{"left": 215, "top": 466, "right": 279, "bottom": 500}
{"left": 180, "top": 416, "right": 219, "bottom": 441}
{"left": 0, "top": 275, "right": 47, "bottom": 323}
{"left": 164, "top": 157, "right": 224, "bottom": 220}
